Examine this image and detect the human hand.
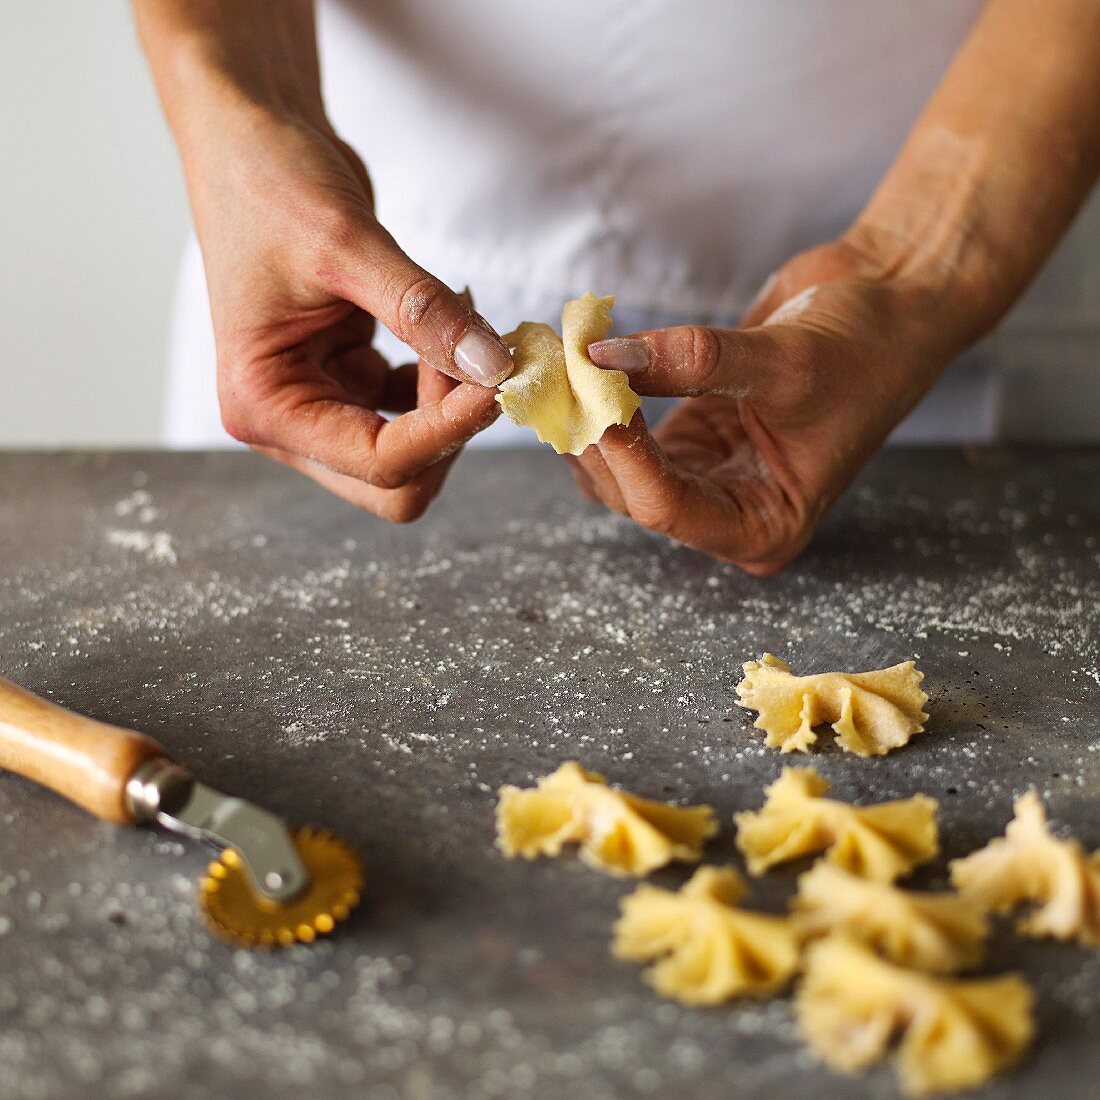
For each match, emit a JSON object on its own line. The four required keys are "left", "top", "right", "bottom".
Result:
{"left": 134, "top": 1, "right": 517, "bottom": 520}
{"left": 575, "top": 237, "right": 957, "bottom": 572}
{"left": 569, "top": 0, "right": 1100, "bottom": 569}
{"left": 185, "top": 112, "right": 512, "bottom": 520}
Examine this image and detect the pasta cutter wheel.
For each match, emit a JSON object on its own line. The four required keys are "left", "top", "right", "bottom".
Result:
{"left": 0, "top": 676, "right": 364, "bottom": 949}
{"left": 202, "top": 827, "right": 363, "bottom": 947}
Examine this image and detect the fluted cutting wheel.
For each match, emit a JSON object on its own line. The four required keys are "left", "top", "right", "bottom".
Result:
{"left": 200, "top": 827, "right": 364, "bottom": 948}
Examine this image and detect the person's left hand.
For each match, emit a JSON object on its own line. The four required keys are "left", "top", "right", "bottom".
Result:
{"left": 254, "top": 354, "right": 481, "bottom": 523}
{"left": 573, "top": 236, "right": 957, "bottom": 573}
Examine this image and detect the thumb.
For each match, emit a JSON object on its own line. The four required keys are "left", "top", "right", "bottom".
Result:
{"left": 588, "top": 325, "right": 792, "bottom": 399}
{"left": 325, "top": 217, "right": 514, "bottom": 387}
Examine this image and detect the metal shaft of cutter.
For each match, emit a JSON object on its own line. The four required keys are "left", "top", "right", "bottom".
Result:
{"left": 125, "top": 759, "right": 310, "bottom": 903}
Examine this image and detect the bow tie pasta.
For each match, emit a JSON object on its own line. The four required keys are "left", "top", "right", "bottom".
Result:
{"left": 735, "top": 767, "right": 939, "bottom": 881}
{"left": 950, "top": 791, "right": 1100, "bottom": 946}
{"left": 793, "top": 863, "right": 988, "bottom": 973}
{"left": 797, "top": 938, "right": 1034, "bottom": 1097}
{"left": 496, "top": 762, "right": 717, "bottom": 877}
{"left": 497, "top": 293, "right": 641, "bottom": 455}
{"left": 613, "top": 866, "right": 799, "bottom": 1004}
{"left": 736, "top": 653, "right": 928, "bottom": 756}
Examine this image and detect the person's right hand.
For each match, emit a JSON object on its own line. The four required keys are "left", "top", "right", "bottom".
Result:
{"left": 184, "top": 110, "right": 513, "bottom": 521}
{"left": 574, "top": 237, "right": 957, "bottom": 572}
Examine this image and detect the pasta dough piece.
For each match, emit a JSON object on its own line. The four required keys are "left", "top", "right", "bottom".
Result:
{"left": 793, "top": 863, "right": 988, "bottom": 973}
{"left": 735, "top": 767, "right": 938, "bottom": 881}
{"left": 797, "top": 937, "right": 1034, "bottom": 1097}
{"left": 497, "top": 293, "right": 641, "bottom": 455}
{"left": 736, "top": 653, "right": 928, "bottom": 756}
{"left": 613, "top": 866, "right": 800, "bottom": 1004}
{"left": 949, "top": 791, "right": 1100, "bottom": 946}
{"left": 496, "top": 762, "right": 717, "bottom": 877}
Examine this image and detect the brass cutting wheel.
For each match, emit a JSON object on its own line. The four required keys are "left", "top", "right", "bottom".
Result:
{"left": 201, "top": 827, "right": 364, "bottom": 947}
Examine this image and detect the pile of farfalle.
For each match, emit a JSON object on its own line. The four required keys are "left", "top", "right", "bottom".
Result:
{"left": 496, "top": 748, "right": 1096, "bottom": 1095}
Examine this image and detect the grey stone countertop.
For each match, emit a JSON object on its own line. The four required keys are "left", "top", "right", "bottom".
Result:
{"left": 0, "top": 448, "right": 1097, "bottom": 1099}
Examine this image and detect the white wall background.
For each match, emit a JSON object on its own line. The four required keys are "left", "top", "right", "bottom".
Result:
{"left": 0, "top": 1, "right": 188, "bottom": 447}
{"left": 0, "top": 2, "right": 1097, "bottom": 446}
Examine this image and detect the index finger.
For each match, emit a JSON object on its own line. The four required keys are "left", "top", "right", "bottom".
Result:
{"left": 370, "top": 379, "right": 500, "bottom": 487}
{"left": 254, "top": 444, "right": 452, "bottom": 524}
{"left": 231, "top": 372, "right": 499, "bottom": 490}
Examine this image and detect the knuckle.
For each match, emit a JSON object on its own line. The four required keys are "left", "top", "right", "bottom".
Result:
{"left": 743, "top": 510, "right": 815, "bottom": 575}
{"left": 775, "top": 330, "right": 825, "bottom": 407}
{"left": 633, "top": 482, "right": 684, "bottom": 537}
{"left": 740, "top": 557, "right": 791, "bottom": 578}
{"left": 310, "top": 200, "right": 364, "bottom": 255}
{"left": 383, "top": 490, "right": 430, "bottom": 524}
{"left": 216, "top": 349, "right": 289, "bottom": 447}
{"left": 218, "top": 400, "right": 258, "bottom": 446}
{"left": 687, "top": 326, "right": 722, "bottom": 389}
{"left": 746, "top": 531, "right": 808, "bottom": 574}
{"left": 364, "top": 462, "right": 409, "bottom": 491}
{"left": 393, "top": 273, "right": 452, "bottom": 344}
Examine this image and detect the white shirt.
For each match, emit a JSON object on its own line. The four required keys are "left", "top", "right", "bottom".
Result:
{"left": 167, "top": 0, "right": 1100, "bottom": 446}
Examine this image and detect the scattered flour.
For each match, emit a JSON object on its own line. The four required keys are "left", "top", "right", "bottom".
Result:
{"left": 114, "top": 489, "right": 161, "bottom": 524}
{"left": 106, "top": 529, "right": 178, "bottom": 566}
{"left": 0, "top": 451, "right": 1096, "bottom": 1097}
{"left": 107, "top": 484, "right": 177, "bottom": 564}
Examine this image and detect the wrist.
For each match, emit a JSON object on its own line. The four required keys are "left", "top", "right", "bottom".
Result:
{"left": 134, "top": 2, "right": 330, "bottom": 171}
{"left": 838, "top": 211, "right": 997, "bottom": 364}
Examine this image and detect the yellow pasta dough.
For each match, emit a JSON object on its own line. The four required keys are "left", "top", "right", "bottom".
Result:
{"left": 496, "top": 762, "right": 717, "bottom": 877}
{"left": 613, "top": 866, "right": 800, "bottom": 1004}
{"left": 797, "top": 937, "right": 1034, "bottom": 1097}
{"left": 736, "top": 653, "right": 928, "bottom": 756}
{"left": 497, "top": 293, "right": 642, "bottom": 455}
{"left": 735, "top": 767, "right": 939, "bottom": 881}
{"left": 793, "top": 863, "right": 988, "bottom": 973}
{"left": 950, "top": 791, "right": 1100, "bottom": 946}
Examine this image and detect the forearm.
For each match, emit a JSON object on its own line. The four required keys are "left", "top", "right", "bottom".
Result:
{"left": 847, "top": 0, "right": 1100, "bottom": 356}
{"left": 132, "top": 1, "right": 327, "bottom": 163}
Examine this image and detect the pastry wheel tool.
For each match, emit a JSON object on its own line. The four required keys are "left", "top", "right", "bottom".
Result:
{"left": 0, "top": 676, "right": 363, "bottom": 947}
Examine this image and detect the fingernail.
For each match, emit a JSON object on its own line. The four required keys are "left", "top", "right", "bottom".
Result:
{"left": 588, "top": 337, "right": 650, "bottom": 374}
{"left": 454, "top": 325, "right": 513, "bottom": 386}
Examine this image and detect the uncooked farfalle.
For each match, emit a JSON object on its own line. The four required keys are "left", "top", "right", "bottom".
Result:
{"left": 613, "top": 866, "right": 800, "bottom": 1005}
{"left": 497, "top": 293, "right": 642, "bottom": 455}
{"left": 793, "top": 863, "right": 988, "bottom": 973}
{"left": 735, "top": 767, "right": 939, "bottom": 881}
{"left": 736, "top": 653, "right": 929, "bottom": 756}
{"left": 496, "top": 762, "right": 717, "bottom": 877}
{"left": 950, "top": 791, "right": 1100, "bottom": 946}
{"left": 797, "top": 937, "right": 1034, "bottom": 1097}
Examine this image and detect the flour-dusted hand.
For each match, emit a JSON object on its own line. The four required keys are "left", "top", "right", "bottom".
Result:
{"left": 576, "top": 0, "right": 1100, "bottom": 570}
{"left": 134, "top": 1, "right": 512, "bottom": 521}
{"left": 577, "top": 237, "right": 948, "bottom": 572}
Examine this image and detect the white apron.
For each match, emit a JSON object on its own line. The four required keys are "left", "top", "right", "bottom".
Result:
{"left": 166, "top": 0, "right": 1100, "bottom": 446}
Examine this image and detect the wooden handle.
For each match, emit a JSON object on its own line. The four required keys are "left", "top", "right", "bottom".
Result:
{"left": 0, "top": 677, "right": 169, "bottom": 824}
